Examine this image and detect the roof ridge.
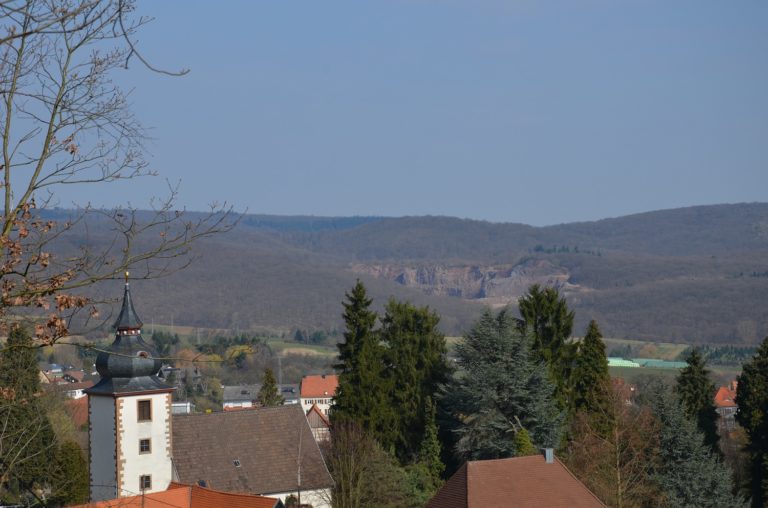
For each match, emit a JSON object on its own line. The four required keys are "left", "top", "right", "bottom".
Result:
{"left": 555, "top": 457, "right": 607, "bottom": 506}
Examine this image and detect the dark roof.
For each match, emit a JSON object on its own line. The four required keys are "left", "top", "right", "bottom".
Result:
{"left": 114, "top": 282, "right": 143, "bottom": 330}
{"left": 172, "top": 404, "right": 333, "bottom": 495}
{"left": 427, "top": 455, "right": 606, "bottom": 508}
{"left": 223, "top": 384, "right": 262, "bottom": 402}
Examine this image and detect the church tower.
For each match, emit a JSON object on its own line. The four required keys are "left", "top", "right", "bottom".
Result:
{"left": 86, "top": 276, "right": 175, "bottom": 502}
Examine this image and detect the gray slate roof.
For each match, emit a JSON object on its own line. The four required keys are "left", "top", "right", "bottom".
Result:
{"left": 172, "top": 405, "right": 333, "bottom": 495}
{"left": 114, "top": 282, "right": 143, "bottom": 330}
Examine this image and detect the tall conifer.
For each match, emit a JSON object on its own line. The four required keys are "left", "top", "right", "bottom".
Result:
{"left": 676, "top": 348, "right": 720, "bottom": 453}
{"left": 517, "top": 284, "right": 576, "bottom": 410}
{"left": 332, "top": 281, "right": 393, "bottom": 439}
{"left": 571, "top": 320, "right": 612, "bottom": 434}
{"left": 380, "top": 299, "right": 448, "bottom": 462}
{"left": 736, "top": 337, "right": 768, "bottom": 507}
{"left": 257, "top": 367, "right": 284, "bottom": 407}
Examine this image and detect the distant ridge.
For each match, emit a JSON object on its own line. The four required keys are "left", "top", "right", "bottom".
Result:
{"left": 55, "top": 203, "right": 768, "bottom": 344}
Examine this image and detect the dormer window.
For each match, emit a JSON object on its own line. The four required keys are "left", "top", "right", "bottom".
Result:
{"left": 137, "top": 351, "right": 150, "bottom": 359}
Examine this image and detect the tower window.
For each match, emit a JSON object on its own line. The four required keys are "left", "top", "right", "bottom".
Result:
{"left": 139, "top": 438, "right": 151, "bottom": 454}
{"left": 138, "top": 400, "right": 151, "bottom": 421}
{"left": 140, "top": 475, "right": 152, "bottom": 490}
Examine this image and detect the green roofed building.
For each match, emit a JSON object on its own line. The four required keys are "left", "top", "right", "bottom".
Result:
{"left": 607, "top": 357, "right": 641, "bottom": 368}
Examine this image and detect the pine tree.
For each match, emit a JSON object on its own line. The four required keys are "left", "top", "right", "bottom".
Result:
{"left": 444, "top": 308, "right": 563, "bottom": 462}
{"left": 517, "top": 284, "right": 576, "bottom": 410}
{"left": 380, "top": 299, "right": 449, "bottom": 462}
{"left": 736, "top": 337, "right": 768, "bottom": 508}
{"left": 653, "top": 387, "right": 746, "bottom": 508}
{"left": 676, "top": 348, "right": 720, "bottom": 453}
{"left": 571, "top": 320, "right": 612, "bottom": 434}
{"left": 332, "top": 281, "right": 394, "bottom": 442}
{"left": 257, "top": 367, "right": 284, "bottom": 407}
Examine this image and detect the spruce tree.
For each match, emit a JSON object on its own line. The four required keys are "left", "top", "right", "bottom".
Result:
{"left": 49, "top": 440, "right": 89, "bottom": 506}
{"left": 571, "top": 321, "right": 610, "bottom": 411}
{"left": 332, "top": 281, "right": 393, "bottom": 441}
{"left": 445, "top": 308, "right": 563, "bottom": 461}
{"left": 653, "top": 388, "right": 746, "bottom": 508}
{"left": 257, "top": 367, "right": 284, "bottom": 407}
{"left": 517, "top": 284, "right": 576, "bottom": 410}
{"left": 736, "top": 337, "right": 768, "bottom": 508}
{"left": 675, "top": 348, "right": 720, "bottom": 453}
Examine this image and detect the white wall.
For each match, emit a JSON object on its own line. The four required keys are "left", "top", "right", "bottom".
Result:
{"left": 300, "top": 397, "right": 333, "bottom": 416}
{"left": 89, "top": 396, "right": 117, "bottom": 502}
{"left": 269, "top": 488, "right": 331, "bottom": 508}
{"left": 117, "top": 392, "right": 173, "bottom": 497}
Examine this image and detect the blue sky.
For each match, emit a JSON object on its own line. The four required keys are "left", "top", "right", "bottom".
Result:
{"left": 60, "top": 1, "right": 768, "bottom": 226}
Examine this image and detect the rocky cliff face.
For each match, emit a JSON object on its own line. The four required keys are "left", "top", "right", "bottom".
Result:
{"left": 351, "top": 258, "right": 576, "bottom": 306}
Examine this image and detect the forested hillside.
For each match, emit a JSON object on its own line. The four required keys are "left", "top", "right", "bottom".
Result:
{"left": 57, "top": 203, "right": 768, "bottom": 344}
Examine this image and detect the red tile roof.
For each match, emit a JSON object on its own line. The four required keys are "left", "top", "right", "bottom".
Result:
{"left": 427, "top": 455, "right": 606, "bottom": 508}
{"left": 68, "top": 482, "right": 282, "bottom": 508}
{"left": 714, "top": 385, "right": 737, "bottom": 408}
{"left": 300, "top": 374, "right": 338, "bottom": 398}
{"left": 64, "top": 396, "right": 88, "bottom": 429}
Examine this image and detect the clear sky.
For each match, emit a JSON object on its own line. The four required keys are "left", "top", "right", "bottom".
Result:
{"left": 59, "top": 0, "right": 768, "bottom": 226}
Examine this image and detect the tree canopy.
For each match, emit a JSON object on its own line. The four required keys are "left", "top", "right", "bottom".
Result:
{"left": 736, "top": 337, "right": 768, "bottom": 507}
{"left": 444, "top": 308, "right": 563, "bottom": 462}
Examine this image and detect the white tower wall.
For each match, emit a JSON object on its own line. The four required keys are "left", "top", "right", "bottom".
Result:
{"left": 89, "top": 395, "right": 117, "bottom": 501}
{"left": 117, "top": 392, "right": 173, "bottom": 497}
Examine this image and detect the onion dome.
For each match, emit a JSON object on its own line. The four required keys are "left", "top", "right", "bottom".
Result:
{"left": 87, "top": 274, "right": 173, "bottom": 395}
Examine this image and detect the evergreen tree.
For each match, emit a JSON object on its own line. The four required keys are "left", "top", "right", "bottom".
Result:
{"left": 736, "top": 337, "right": 768, "bottom": 508}
{"left": 676, "top": 348, "right": 720, "bottom": 454}
{"left": 418, "top": 399, "right": 444, "bottom": 486}
{"left": 513, "top": 428, "right": 537, "bottom": 456}
{"left": 257, "top": 367, "right": 284, "bottom": 407}
{"left": 380, "top": 299, "right": 449, "bottom": 462}
{"left": 0, "top": 325, "right": 56, "bottom": 503}
{"left": 653, "top": 387, "right": 746, "bottom": 508}
{"left": 517, "top": 284, "right": 576, "bottom": 409}
{"left": 571, "top": 320, "right": 612, "bottom": 434}
{"left": 49, "top": 440, "right": 89, "bottom": 506}
{"left": 444, "top": 308, "right": 564, "bottom": 462}
{"left": 332, "top": 281, "right": 393, "bottom": 441}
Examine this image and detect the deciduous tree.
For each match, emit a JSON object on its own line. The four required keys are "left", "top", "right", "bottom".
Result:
{"left": 565, "top": 380, "right": 661, "bottom": 508}
{"left": 0, "top": 0, "right": 235, "bottom": 345}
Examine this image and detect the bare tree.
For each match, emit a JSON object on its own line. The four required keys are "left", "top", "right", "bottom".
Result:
{"left": 565, "top": 380, "right": 662, "bottom": 508}
{"left": 0, "top": 0, "right": 235, "bottom": 344}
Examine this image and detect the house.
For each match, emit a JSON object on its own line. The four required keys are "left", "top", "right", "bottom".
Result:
{"left": 172, "top": 405, "right": 333, "bottom": 507}
{"left": 69, "top": 481, "right": 284, "bottom": 508}
{"left": 61, "top": 380, "right": 94, "bottom": 399}
{"left": 300, "top": 374, "right": 338, "bottom": 416}
{"left": 426, "top": 450, "right": 605, "bottom": 508}
{"left": 222, "top": 384, "right": 262, "bottom": 410}
{"left": 714, "top": 380, "right": 738, "bottom": 432}
{"left": 306, "top": 403, "right": 330, "bottom": 443}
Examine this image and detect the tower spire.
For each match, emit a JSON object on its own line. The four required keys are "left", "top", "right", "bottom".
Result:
{"left": 114, "top": 271, "right": 143, "bottom": 333}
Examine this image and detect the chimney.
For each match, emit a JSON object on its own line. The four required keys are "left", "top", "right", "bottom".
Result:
{"left": 542, "top": 448, "right": 554, "bottom": 464}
